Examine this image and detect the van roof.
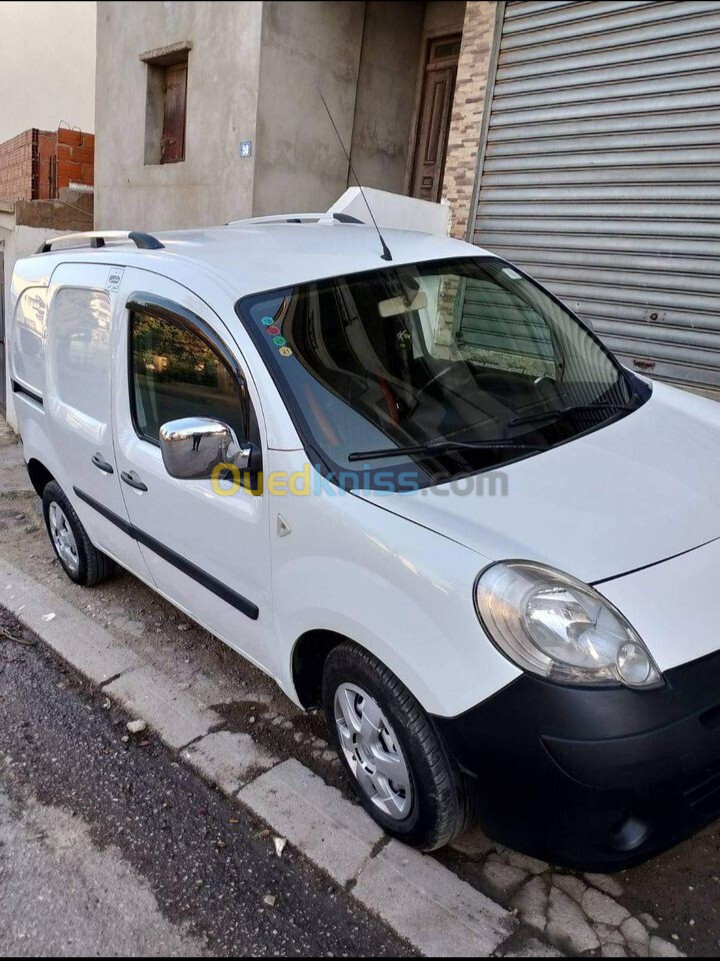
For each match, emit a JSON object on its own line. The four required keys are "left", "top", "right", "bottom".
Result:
{"left": 27, "top": 222, "right": 486, "bottom": 297}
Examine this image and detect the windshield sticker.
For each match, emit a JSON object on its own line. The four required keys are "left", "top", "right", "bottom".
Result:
{"left": 502, "top": 267, "right": 521, "bottom": 280}
{"left": 273, "top": 336, "right": 287, "bottom": 347}
{"left": 261, "top": 316, "right": 275, "bottom": 326}
{"left": 279, "top": 346, "right": 293, "bottom": 358}
{"left": 267, "top": 325, "right": 281, "bottom": 336}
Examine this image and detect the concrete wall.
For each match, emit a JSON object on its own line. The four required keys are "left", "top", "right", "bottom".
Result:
{"left": 423, "top": 0, "right": 467, "bottom": 35}
{"left": 0, "top": 2, "right": 96, "bottom": 145}
{"left": 252, "top": 1, "right": 366, "bottom": 216}
{"left": 348, "top": 1, "right": 425, "bottom": 194}
{"left": 95, "top": 0, "right": 473, "bottom": 228}
{"left": 94, "top": 1, "right": 263, "bottom": 230}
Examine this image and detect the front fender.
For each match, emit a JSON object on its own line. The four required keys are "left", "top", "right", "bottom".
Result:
{"left": 268, "top": 455, "right": 519, "bottom": 717}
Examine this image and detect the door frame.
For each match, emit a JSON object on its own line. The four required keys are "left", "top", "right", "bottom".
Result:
{"left": 464, "top": 0, "right": 506, "bottom": 241}
{"left": 404, "top": 29, "right": 463, "bottom": 200}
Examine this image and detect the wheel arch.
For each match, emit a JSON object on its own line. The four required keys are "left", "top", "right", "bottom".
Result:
{"left": 291, "top": 629, "right": 356, "bottom": 710}
{"left": 26, "top": 458, "right": 55, "bottom": 497}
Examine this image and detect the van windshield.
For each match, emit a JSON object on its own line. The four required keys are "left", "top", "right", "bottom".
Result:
{"left": 236, "top": 256, "right": 647, "bottom": 491}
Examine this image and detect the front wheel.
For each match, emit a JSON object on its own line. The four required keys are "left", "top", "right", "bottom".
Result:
{"left": 322, "top": 642, "right": 477, "bottom": 851}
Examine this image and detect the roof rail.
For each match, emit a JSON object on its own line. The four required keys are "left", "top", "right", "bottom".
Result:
{"left": 227, "top": 212, "right": 365, "bottom": 227}
{"left": 36, "top": 230, "right": 165, "bottom": 254}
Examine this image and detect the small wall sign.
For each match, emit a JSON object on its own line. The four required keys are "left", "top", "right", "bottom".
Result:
{"left": 240, "top": 140, "right": 253, "bottom": 158}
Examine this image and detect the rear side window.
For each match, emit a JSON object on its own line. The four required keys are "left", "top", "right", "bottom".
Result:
{"left": 130, "top": 309, "right": 254, "bottom": 444}
{"left": 50, "top": 288, "right": 111, "bottom": 424}
{"left": 13, "top": 287, "right": 49, "bottom": 395}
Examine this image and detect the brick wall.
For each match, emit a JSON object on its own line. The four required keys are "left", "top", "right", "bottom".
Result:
{"left": 0, "top": 130, "right": 37, "bottom": 203}
{"left": 37, "top": 131, "right": 57, "bottom": 200}
{"left": 56, "top": 127, "right": 95, "bottom": 192}
{"left": 0, "top": 127, "right": 94, "bottom": 203}
{"left": 441, "top": 1, "right": 500, "bottom": 240}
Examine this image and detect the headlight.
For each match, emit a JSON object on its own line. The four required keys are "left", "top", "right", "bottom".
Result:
{"left": 475, "top": 560, "right": 663, "bottom": 689}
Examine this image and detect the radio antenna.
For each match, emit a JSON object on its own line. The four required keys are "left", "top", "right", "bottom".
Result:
{"left": 318, "top": 89, "right": 392, "bottom": 262}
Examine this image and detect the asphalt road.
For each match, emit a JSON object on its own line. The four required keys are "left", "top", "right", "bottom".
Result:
{"left": 0, "top": 606, "right": 414, "bottom": 957}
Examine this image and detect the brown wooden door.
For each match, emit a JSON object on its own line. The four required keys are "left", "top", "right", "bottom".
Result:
{"left": 161, "top": 61, "right": 188, "bottom": 164}
{"left": 410, "top": 35, "right": 461, "bottom": 203}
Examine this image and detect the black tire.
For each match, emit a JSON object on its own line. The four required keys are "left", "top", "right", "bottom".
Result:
{"left": 322, "top": 641, "right": 477, "bottom": 851}
{"left": 42, "top": 481, "right": 116, "bottom": 587}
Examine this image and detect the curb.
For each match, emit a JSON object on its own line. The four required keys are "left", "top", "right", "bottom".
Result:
{"left": 0, "top": 557, "right": 535, "bottom": 958}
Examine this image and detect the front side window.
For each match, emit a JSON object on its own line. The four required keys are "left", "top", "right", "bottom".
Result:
{"left": 237, "top": 257, "right": 647, "bottom": 491}
{"left": 130, "top": 309, "right": 252, "bottom": 445}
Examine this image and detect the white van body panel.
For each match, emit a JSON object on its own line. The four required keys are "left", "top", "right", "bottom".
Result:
{"left": 600, "top": 535, "right": 720, "bottom": 673}
{"left": 266, "top": 447, "right": 520, "bottom": 716}
{"left": 9, "top": 223, "right": 720, "bottom": 722}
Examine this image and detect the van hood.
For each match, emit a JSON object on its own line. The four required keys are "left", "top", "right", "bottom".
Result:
{"left": 353, "top": 382, "right": 720, "bottom": 584}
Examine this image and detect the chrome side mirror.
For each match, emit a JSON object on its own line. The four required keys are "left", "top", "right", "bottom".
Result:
{"left": 159, "top": 417, "right": 254, "bottom": 480}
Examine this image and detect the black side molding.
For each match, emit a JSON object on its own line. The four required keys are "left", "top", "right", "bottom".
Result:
{"left": 74, "top": 487, "right": 133, "bottom": 535}
{"left": 12, "top": 381, "right": 44, "bottom": 407}
{"left": 73, "top": 487, "right": 259, "bottom": 621}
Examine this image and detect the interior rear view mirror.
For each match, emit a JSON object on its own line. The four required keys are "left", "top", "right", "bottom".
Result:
{"left": 378, "top": 290, "right": 429, "bottom": 318}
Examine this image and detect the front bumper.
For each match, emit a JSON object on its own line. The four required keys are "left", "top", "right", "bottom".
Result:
{"left": 433, "top": 648, "right": 720, "bottom": 870}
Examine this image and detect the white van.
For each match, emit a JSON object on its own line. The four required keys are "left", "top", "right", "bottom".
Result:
{"left": 10, "top": 221, "right": 720, "bottom": 870}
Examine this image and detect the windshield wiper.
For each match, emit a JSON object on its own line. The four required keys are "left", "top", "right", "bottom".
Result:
{"left": 348, "top": 439, "right": 547, "bottom": 463}
{"left": 510, "top": 402, "right": 634, "bottom": 428}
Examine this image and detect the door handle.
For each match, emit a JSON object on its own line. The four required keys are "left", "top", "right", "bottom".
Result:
{"left": 121, "top": 470, "right": 148, "bottom": 492}
{"left": 91, "top": 452, "right": 114, "bottom": 474}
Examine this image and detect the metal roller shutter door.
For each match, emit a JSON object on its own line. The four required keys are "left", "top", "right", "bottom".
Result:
{"left": 472, "top": 0, "right": 720, "bottom": 390}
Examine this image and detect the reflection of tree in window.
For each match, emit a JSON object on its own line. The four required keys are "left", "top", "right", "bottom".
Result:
{"left": 131, "top": 311, "right": 249, "bottom": 444}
